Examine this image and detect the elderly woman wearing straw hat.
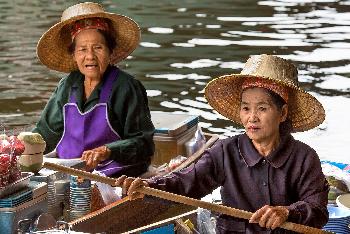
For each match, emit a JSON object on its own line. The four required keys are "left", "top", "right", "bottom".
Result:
{"left": 117, "top": 55, "right": 329, "bottom": 233}
{"left": 33, "top": 2, "right": 154, "bottom": 177}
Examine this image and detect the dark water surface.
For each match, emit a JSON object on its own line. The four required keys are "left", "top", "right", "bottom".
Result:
{"left": 1, "top": 0, "right": 349, "bottom": 163}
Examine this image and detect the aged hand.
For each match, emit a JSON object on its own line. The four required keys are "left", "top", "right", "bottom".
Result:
{"left": 81, "top": 145, "right": 111, "bottom": 171}
{"left": 115, "top": 176, "right": 149, "bottom": 200}
{"left": 249, "top": 205, "right": 289, "bottom": 230}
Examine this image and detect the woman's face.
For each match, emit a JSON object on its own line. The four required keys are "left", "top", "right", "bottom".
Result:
{"left": 72, "top": 29, "right": 111, "bottom": 80}
{"left": 240, "top": 87, "right": 288, "bottom": 144}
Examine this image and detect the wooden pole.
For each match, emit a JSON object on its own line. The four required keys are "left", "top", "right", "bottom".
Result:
{"left": 42, "top": 162, "right": 334, "bottom": 234}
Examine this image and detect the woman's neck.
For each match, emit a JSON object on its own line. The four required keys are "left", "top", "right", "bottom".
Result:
{"left": 84, "top": 76, "right": 100, "bottom": 99}
{"left": 252, "top": 135, "right": 280, "bottom": 157}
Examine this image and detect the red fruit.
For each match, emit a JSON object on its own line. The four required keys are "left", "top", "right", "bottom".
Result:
{"left": 0, "top": 139, "right": 11, "bottom": 154}
{"left": 0, "top": 174, "right": 9, "bottom": 188}
{"left": 8, "top": 136, "right": 25, "bottom": 156}
{"left": 0, "top": 154, "right": 10, "bottom": 173}
{"left": 9, "top": 165, "right": 21, "bottom": 183}
{"left": 0, "top": 153, "right": 10, "bottom": 164}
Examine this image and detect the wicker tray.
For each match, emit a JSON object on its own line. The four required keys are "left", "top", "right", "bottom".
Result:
{"left": 0, "top": 172, "right": 34, "bottom": 198}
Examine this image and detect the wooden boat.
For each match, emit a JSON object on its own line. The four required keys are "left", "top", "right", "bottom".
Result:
{"left": 36, "top": 138, "right": 349, "bottom": 234}
{"left": 68, "top": 133, "right": 219, "bottom": 233}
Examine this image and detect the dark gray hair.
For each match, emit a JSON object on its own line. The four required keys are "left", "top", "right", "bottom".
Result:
{"left": 266, "top": 89, "right": 292, "bottom": 135}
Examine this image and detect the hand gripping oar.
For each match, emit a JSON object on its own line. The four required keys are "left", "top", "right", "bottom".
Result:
{"left": 43, "top": 162, "right": 334, "bottom": 234}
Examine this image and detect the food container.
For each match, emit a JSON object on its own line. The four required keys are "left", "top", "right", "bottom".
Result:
{"left": 17, "top": 219, "right": 89, "bottom": 234}
{"left": 0, "top": 172, "right": 33, "bottom": 198}
{"left": 17, "top": 132, "right": 46, "bottom": 155}
{"left": 18, "top": 153, "right": 44, "bottom": 174}
{"left": 151, "top": 111, "right": 199, "bottom": 136}
{"left": 0, "top": 193, "right": 47, "bottom": 234}
{"left": 152, "top": 125, "right": 197, "bottom": 166}
{"left": 18, "top": 222, "right": 92, "bottom": 234}
{"left": 151, "top": 112, "right": 199, "bottom": 166}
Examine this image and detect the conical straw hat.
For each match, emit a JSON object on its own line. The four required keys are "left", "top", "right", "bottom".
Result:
{"left": 205, "top": 54, "right": 325, "bottom": 132}
{"left": 37, "top": 2, "right": 140, "bottom": 73}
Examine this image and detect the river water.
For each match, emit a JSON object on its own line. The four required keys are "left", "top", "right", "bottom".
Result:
{"left": 0, "top": 0, "right": 349, "bottom": 163}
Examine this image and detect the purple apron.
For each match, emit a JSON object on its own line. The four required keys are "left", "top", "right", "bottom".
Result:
{"left": 56, "top": 67, "right": 125, "bottom": 176}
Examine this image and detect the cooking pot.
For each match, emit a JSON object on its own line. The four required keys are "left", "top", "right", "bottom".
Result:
{"left": 17, "top": 219, "right": 82, "bottom": 234}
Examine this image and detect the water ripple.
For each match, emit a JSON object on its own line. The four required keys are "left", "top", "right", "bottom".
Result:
{"left": 0, "top": 0, "right": 350, "bottom": 161}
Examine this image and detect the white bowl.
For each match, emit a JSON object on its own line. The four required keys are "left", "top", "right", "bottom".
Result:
{"left": 337, "top": 194, "right": 350, "bottom": 210}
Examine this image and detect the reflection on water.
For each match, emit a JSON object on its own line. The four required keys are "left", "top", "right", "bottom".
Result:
{"left": 0, "top": 0, "right": 349, "bottom": 162}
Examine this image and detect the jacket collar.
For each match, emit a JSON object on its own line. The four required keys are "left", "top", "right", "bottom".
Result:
{"left": 238, "top": 133, "right": 295, "bottom": 168}
{"left": 71, "top": 68, "right": 109, "bottom": 105}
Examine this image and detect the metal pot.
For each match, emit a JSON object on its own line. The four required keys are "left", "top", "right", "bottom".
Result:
{"left": 17, "top": 219, "right": 70, "bottom": 234}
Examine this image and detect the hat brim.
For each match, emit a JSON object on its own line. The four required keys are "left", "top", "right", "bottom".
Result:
{"left": 37, "top": 12, "right": 140, "bottom": 73}
{"left": 205, "top": 74, "right": 325, "bottom": 132}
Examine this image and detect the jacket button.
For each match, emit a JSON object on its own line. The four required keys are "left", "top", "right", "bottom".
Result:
{"left": 263, "top": 181, "right": 267, "bottom": 186}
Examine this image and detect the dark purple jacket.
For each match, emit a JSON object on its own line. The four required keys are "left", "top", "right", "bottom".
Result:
{"left": 149, "top": 133, "right": 329, "bottom": 233}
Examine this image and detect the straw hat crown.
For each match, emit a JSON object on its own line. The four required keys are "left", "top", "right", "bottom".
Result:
{"left": 61, "top": 2, "right": 105, "bottom": 21}
{"left": 205, "top": 54, "right": 325, "bottom": 132}
{"left": 241, "top": 54, "right": 299, "bottom": 88}
{"left": 37, "top": 2, "right": 140, "bottom": 73}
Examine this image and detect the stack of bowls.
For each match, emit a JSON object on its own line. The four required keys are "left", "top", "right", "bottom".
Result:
{"left": 69, "top": 175, "right": 91, "bottom": 221}
{"left": 47, "top": 178, "right": 60, "bottom": 219}
{"left": 54, "top": 179, "right": 70, "bottom": 218}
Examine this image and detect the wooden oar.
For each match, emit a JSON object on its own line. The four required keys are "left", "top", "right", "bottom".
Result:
{"left": 43, "top": 162, "right": 333, "bottom": 234}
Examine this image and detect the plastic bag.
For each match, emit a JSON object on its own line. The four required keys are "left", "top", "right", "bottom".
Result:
{"left": 321, "top": 160, "right": 350, "bottom": 190}
{"left": 197, "top": 208, "right": 216, "bottom": 234}
{"left": 185, "top": 127, "right": 206, "bottom": 157}
{"left": 167, "top": 155, "right": 187, "bottom": 171}
{"left": 140, "top": 164, "right": 168, "bottom": 178}
{"left": 93, "top": 171, "right": 121, "bottom": 205}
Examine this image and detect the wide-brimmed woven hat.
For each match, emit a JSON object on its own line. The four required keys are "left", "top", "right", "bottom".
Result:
{"left": 205, "top": 54, "right": 325, "bottom": 132}
{"left": 37, "top": 2, "right": 140, "bottom": 73}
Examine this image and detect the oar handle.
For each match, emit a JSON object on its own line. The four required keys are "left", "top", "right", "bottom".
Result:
{"left": 43, "top": 162, "right": 116, "bottom": 186}
{"left": 42, "top": 162, "right": 333, "bottom": 234}
{"left": 139, "top": 187, "right": 333, "bottom": 234}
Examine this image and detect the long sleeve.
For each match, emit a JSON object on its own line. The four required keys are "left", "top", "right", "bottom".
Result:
{"left": 106, "top": 70, "right": 155, "bottom": 165}
{"left": 146, "top": 135, "right": 329, "bottom": 233}
{"left": 32, "top": 80, "right": 67, "bottom": 153}
{"left": 286, "top": 147, "right": 329, "bottom": 228}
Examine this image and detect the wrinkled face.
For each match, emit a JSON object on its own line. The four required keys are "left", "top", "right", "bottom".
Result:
{"left": 240, "top": 87, "right": 288, "bottom": 144}
{"left": 72, "top": 29, "right": 111, "bottom": 80}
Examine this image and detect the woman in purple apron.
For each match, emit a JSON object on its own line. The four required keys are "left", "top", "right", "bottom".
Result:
{"left": 33, "top": 3, "right": 155, "bottom": 177}
{"left": 56, "top": 67, "right": 127, "bottom": 176}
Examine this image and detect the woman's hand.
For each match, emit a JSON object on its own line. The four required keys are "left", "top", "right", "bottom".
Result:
{"left": 81, "top": 145, "right": 111, "bottom": 171}
{"left": 249, "top": 205, "right": 289, "bottom": 230}
{"left": 115, "top": 176, "right": 149, "bottom": 200}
